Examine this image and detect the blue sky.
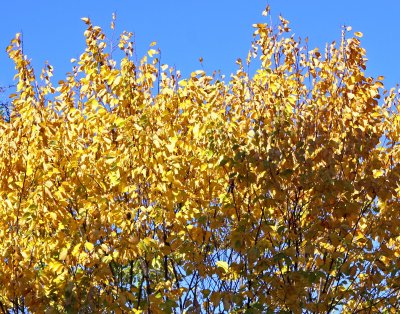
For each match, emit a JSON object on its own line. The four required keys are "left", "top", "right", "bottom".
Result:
{"left": 0, "top": 1, "right": 399, "bottom": 91}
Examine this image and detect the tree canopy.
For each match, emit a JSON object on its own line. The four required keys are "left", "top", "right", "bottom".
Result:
{"left": 1, "top": 10, "right": 400, "bottom": 313}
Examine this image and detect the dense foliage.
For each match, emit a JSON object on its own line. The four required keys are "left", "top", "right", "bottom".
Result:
{"left": 1, "top": 11, "right": 400, "bottom": 313}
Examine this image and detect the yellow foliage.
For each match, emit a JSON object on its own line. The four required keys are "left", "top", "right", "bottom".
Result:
{"left": 0, "top": 10, "right": 399, "bottom": 314}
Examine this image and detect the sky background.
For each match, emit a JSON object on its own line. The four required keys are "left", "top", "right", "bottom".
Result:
{"left": 0, "top": 1, "right": 399, "bottom": 92}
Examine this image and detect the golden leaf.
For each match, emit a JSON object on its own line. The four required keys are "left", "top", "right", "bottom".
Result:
{"left": 85, "top": 242, "right": 94, "bottom": 252}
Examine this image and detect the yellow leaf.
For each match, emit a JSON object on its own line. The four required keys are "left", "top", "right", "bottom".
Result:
{"left": 59, "top": 248, "right": 68, "bottom": 261}
{"left": 81, "top": 17, "right": 90, "bottom": 24}
{"left": 193, "top": 124, "right": 200, "bottom": 138}
{"left": 262, "top": 5, "right": 270, "bottom": 16}
{"left": 166, "top": 137, "right": 178, "bottom": 153}
{"left": 49, "top": 261, "right": 64, "bottom": 274}
{"left": 373, "top": 169, "right": 384, "bottom": 178}
{"left": 26, "top": 163, "right": 33, "bottom": 176}
{"left": 178, "top": 80, "right": 187, "bottom": 87}
{"left": 85, "top": 242, "right": 94, "bottom": 252}
{"left": 216, "top": 261, "right": 229, "bottom": 273}
{"left": 354, "top": 31, "right": 363, "bottom": 38}
{"left": 101, "top": 244, "right": 110, "bottom": 254}
{"left": 200, "top": 163, "right": 208, "bottom": 171}
{"left": 148, "top": 49, "right": 158, "bottom": 57}
{"left": 102, "top": 255, "right": 113, "bottom": 263}
{"left": 109, "top": 170, "right": 121, "bottom": 187}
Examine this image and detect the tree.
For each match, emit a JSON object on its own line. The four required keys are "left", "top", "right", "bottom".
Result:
{"left": 1, "top": 10, "right": 400, "bottom": 313}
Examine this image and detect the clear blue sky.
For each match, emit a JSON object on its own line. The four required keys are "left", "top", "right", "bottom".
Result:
{"left": 0, "top": 1, "right": 399, "bottom": 90}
